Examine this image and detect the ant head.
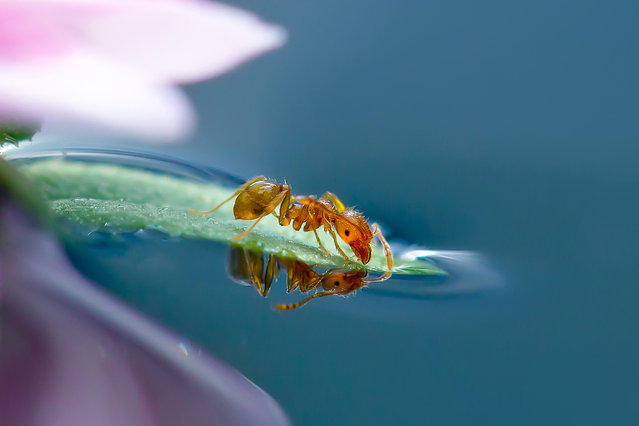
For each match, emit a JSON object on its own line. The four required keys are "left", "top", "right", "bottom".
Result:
{"left": 321, "top": 270, "right": 367, "bottom": 292}
{"left": 333, "top": 209, "right": 374, "bottom": 264}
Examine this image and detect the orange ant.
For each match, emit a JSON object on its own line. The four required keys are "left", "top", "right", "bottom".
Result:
{"left": 227, "top": 247, "right": 391, "bottom": 310}
{"left": 189, "top": 176, "right": 393, "bottom": 271}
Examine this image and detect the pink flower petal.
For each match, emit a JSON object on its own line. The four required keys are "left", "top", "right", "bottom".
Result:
{"left": 7, "top": 0, "right": 286, "bottom": 83}
{"left": 0, "top": 49, "right": 194, "bottom": 141}
{"left": 0, "top": 7, "right": 71, "bottom": 60}
{"left": 67, "top": 0, "right": 287, "bottom": 83}
{"left": 0, "top": 0, "right": 286, "bottom": 140}
{"left": 0, "top": 204, "right": 290, "bottom": 426}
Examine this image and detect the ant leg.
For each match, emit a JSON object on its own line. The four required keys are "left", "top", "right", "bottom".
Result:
{"left": 305, "top": 208, "right": 331, "bottom": 256}
{"left": 239, "top": 248, "right": 266, "bottom": 296}
{"left": 232, "top": 191, "right": 287, "bottom": 241}
{"left": 371, "top": 223, "right": 393, "bottom": 272}
{"left": 287, "top": 273, "right": 300, "bottom": 293}
{"left": 313, "top": 229, "right": 332, "bottom": 256}
{"left": 188, "top": 176, "right": 266, "bottom": 215}
{"left": 326, "top": 226, "right": 350, "bottom": 260}
{"left": 263, "top": 255, "right": 278, "bottom": 296}
{"left": 364, "top": 270, "right": 392, "bottom": 283}
{"left": 273, "top": 289, "right": 349, "bottom": 310}
{"left": 249, "top": 259, "right": 265, "bottom": 296}
{"left": 320, "top": 192, "right": 346, "bottom": 213}
{"left": 277, "top": 188, "right": 293, "bottom": 227}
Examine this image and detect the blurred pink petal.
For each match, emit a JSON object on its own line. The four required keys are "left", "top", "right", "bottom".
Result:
{"left": 0, "top": 204, "right": 290, "bottom": 426}
{"left": 0, "top": 0, "right": 286, "bottom": 140}
{"left": 0, "top": 49, "right": 195, "bottom": 140}
{"left": 66, "top": 0, "right": 287, "bottom": 83}
{"left": 0, "top": 6, "right": 72, "bottom": 60}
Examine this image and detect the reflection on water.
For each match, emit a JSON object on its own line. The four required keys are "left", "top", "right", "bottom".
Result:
{"left": 7, "top": 147, "right": 502, "bottom": 305}
{"left": 371, "top": 247, "right": 504, "bottom": 299}
{"left": 228, "top": 246, "right": 391, "bottom": 310}
{"left": 76, "top": 228, "right": 501, "bottom": 306}
{"left": 6, "top": 146, "right": 507, "bottom": 426}
{"left": 7, "top": 147, "right": 503, "bottom": 306}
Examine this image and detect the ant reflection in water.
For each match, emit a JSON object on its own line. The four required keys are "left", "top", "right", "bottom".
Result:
{"left": 228, "top": 247, "right": 391, "bottom": 310}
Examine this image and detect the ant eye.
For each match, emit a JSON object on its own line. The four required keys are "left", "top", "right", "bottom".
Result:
{"left": 344, "top": 229, "right": 350, "bottom": 236}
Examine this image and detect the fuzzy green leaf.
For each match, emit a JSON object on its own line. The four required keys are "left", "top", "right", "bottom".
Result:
{"left": 19, "top": 159, "right": 445, "bottom": 275}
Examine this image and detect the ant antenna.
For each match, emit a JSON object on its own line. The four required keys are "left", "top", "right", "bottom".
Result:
{"left": 188, "top": 176, "right": 266, "bottom": 216}
{"left": 273, "top": 289, "right": 349, "bottom": 311}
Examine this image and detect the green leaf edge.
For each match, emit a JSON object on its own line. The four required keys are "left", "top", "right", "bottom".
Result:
{"left": 18, "top": 159, "right": 446, "bottom": 276}
{"left": 0, "top": 123, "right": 40, "bottom": 147}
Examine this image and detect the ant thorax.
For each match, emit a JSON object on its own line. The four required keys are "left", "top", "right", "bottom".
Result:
{"left": 285, "top": 201, "right": 328, "bottom": 232}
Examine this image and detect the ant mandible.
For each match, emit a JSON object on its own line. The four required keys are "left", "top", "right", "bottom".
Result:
{"left": 188, "top": 176, "right": 393, "bottom": 271}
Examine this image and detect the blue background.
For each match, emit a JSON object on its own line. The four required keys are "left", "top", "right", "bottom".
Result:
{"left": 65, "top": 1, "right": 639, "bottom": 425}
